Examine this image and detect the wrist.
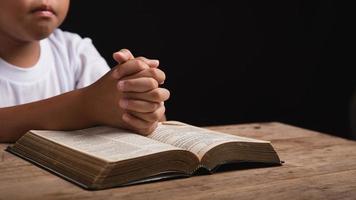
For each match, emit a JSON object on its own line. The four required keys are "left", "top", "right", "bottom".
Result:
{"left": 78, "top": 86, "right": 100, "bottom": 127}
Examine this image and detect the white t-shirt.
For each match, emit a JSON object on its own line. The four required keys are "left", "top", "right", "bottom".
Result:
{"left": 0, "top": 29, "right": 111, "bottom": 108}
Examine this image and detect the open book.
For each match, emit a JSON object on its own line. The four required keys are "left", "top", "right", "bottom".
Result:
{"left": 7, "top": 121, "right": 281, "bottom": 190}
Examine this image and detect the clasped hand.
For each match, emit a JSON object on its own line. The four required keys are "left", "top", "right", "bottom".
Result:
{"left": 83, "top": 49, "right": 170, "bottom": 135}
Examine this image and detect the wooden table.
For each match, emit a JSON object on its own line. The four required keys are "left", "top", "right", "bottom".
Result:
{"left": 1, "top": 122, "right": 356, "bottom": 200}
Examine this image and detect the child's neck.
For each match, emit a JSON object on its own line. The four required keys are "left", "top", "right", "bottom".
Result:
{"left": 0, "top": 37, "right": 40, "bottom": 68}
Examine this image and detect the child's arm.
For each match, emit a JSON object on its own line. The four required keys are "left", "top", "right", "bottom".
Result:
{"left": 0, "top": 88, "right": 93, "bottom": 142}
{"left": 0, "top": 57, "right": 168, "bottom": 142}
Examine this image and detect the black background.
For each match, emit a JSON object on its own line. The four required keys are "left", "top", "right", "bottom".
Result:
{"left": 60, "top": 0, "right": 354, "bottom": 139}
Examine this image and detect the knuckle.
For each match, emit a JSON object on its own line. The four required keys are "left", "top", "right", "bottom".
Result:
{"left": 148, "top": 68, "right": 159, "bottom": 77}
{"left": 150, "top": 89, "right": 162, "bottom": 100}
{"left": 133, "top": 120, "right": 149, "bottom": 130}
{"left": 148, "top": 102, "right": 160, "bottom": 112}
{"left": 153, "top": 102, "right": 161, "bottom": 111}
{"left": 150, "top": 68, "right": 165, "bottom": 82}
{"left": 149, "top": 110, "right": 162, "bottom": 121}
{"left": 132, "top": 59, "right": 147, "bottom": 70}
{"left": 136, "top": 56, "right": 148, "bottom": 63}
{"left": 151, "top": 88, "right": 170, "bottom": 101}
{"left": 148, "top": 78, "right": 158, "bottom": 89}
{"left": 123, "top": 80, "right": 134, "bottom": 88}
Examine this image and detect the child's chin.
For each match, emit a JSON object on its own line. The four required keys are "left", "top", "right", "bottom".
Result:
{"left": 30, "top": 26, "right": 56, "bottom": 40}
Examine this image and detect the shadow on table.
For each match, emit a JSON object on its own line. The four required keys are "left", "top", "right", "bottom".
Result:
{"left": 102, "top": 162, "right": 284, "bottom": 189}
{"left": 194, "top": 161, "right": 283, "bottom": 176}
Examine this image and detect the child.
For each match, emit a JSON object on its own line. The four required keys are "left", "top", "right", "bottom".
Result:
{"left": 0, "top": 0, "right": 170, "bottom": 142}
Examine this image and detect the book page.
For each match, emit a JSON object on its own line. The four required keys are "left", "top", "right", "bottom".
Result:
{"left": 31, "top": 126, "right": 180, "bottom": 162}
{"left": 149, "top": 121, "right": 269, "bottom": 159}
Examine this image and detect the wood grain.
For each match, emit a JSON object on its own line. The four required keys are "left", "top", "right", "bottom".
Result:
{"left": 1, "top": 122, "right": 356, "bottom": 200}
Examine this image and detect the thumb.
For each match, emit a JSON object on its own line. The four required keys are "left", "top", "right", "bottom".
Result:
{"left": 113, "top": 49, "right": 134, "bottom": 64}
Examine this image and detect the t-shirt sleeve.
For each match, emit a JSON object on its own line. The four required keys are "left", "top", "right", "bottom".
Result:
{"left": 72, "top": 37, "right": 111, "bottom": 89}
